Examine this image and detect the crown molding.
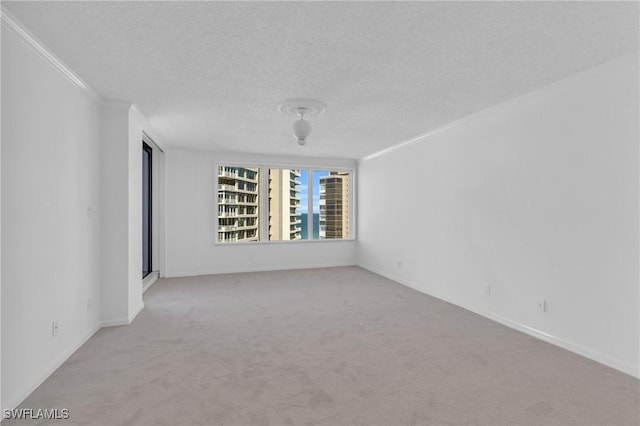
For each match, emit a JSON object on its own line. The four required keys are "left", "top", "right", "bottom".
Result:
{"left": 102, "top": 99, "right": 133, "bottom": 108}
{"left": 360, "top": 49, "right": 640, "bottom": 163}
{"left": 1, "top": 6, "right": 101, "bottom": 101}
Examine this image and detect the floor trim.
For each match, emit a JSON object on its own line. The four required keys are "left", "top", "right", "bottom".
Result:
{"left": 163, "top": 262, "right": 356, "bottom": 278}
{"left": 357, "top": 263, "right": 639, "bottom": 379}
{"left": 143, "top": 271, "right": 159, "bottom": 293}
{"left": 2, "top": 324, "right": 101, "bottom": 412}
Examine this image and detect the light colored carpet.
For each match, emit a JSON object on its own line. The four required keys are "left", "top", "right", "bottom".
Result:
{"left": 7, "top": 266, "right": 639, "bottom": 425}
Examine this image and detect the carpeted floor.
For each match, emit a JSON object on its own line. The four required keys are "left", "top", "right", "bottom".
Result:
{"left": 8, "top": 266, "right": 639, "bottom": 425}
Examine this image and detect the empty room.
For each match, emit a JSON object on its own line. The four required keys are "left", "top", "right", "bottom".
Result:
{"left": 1, "top": 1, "right": 638, "bottom": 425}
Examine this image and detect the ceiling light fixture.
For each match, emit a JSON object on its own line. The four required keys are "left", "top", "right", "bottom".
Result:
{"left": 278, "top": 99, "right": 326, "bottom": 147}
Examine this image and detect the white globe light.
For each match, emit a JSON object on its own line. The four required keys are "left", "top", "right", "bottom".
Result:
{"left": 293, "top": 118, "right": 311, "bottom": 141}
{"left": 278, "top": 99, "right": 326, "bottom": 149}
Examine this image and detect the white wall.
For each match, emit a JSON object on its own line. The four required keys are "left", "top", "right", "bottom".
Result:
{"left": 358, "top": 52, "right": 639, "bottom": 377}
{"left": 1, "top": 17, "right": 103, "bottom": 410}
{"left": 100, "top": 102, "right": 131, "bottom": 324}
{"left": 1, "top": 11, "right": 165, "bottom": 409}
{"left": 101, "top": 104, "right": 164, "bottom": 324}
{"left": 127, "top": 106, "right": 145, "bottom": 317}
{"left": 165, "top": 150, "right": 357, "bottom": 276}
{"left": 0, "top": 16, "right": 3, "bottom": 412}
{"left": 150, "top": 139, "right": 165, "bottom": 276}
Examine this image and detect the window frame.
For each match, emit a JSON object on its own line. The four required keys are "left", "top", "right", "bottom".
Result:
{"left": 214, "top": 161, "right": 356, "bottom": 245}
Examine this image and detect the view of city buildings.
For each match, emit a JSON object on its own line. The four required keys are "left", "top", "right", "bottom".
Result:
{"left": 217, "top": 166, "right": 260, "bottom": 242}
{"left": 268, "top": 169, "right": 302, "bottom": 241}
{"left": 319, "top": 172, "right": 350, "bottom": 239}
{"left": 217, "top": 166, "right": 350, "bottom": 242}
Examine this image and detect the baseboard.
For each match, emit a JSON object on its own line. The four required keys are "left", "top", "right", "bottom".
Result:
{"left": 128, "top": 301, "right": 144, "bottom": 323}
{"left": 163, "top": 261, "right": 357, "bottom": 278}
{"left": 4, "top": 304, "right": 146, "bottom": 411}
{"left": 142, "top": 271, "right": 159, "bottom": 293}
{"left": 357, "top": 263, "right": 639, "bottom": 379}
{"left": 100, "top": 318, "right": 130, "bottom": 327}
{"left": 2, "top": 324, "right": 101, "bottom": 412}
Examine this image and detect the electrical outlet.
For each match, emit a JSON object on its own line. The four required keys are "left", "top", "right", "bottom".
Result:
{"left": 397, "top": 260, "right": 402, "bottom": 268}
{"left": 52, "top": 321, "right": 59, "bottom": 337}
{"left": 537, "top": 300, "right": 547, "bottom": 313}
{"left": 485, "top": 285, "right": 492, "bottom": 296}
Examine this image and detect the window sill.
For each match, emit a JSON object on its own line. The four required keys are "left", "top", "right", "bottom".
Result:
{"left": 214, "top": 238, "right": 356, "bottom": 246}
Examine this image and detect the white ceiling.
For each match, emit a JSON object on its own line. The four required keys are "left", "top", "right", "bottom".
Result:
{"left": 4, "top": 1, "right": 639, "bottom": 159}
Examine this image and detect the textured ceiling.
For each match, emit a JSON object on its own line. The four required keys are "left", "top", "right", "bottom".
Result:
{"left": 4, "top": 1, "right": 639, "bottom": 159}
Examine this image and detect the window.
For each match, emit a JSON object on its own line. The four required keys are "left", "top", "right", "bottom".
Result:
{"left": 268, "top": 168, "right": 304, "bottom": 241}
{"left": 217, "top": 167, "right": 261, "bottom": 242}
{"left": 315, "top": 170, "right": 351, "bottom": 239}
{"left": 216, "top": 165, "right": 353, "bottom": 243}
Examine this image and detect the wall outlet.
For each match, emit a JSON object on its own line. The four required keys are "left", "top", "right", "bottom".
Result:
{"left": 485, "top": 285, "right": 492, "bottom": 296}
{"left": 52, "top": 321, "right": 59, "bottom": 337}
{"left": 397, "top": 260, "right": 402, "bottom": 268}
{"left": 537, "top": 299, "right": 547, "bottom": 312}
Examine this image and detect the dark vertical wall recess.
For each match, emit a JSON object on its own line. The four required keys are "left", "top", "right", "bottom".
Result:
{"left": 142, "top": 142, "right": 152, "bottom": 278}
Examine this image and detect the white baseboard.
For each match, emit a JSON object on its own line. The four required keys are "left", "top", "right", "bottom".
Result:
{"left": 128, "top": 301, "right": 144, "bottom": 323}
{"left": 4, "top": 302, "right": 147, "bottom": 412}
{"left": 142, "top": 271, "right": 159, "bottom": 293}
{"left": 163, "top": 261, "right": 356, "bottom": 278}
{"left": 4, "top": 305, "right": 147, "bottom": 412}
{"left": 100, "top": 318, "right": 131, "bottom": 327}
{"left": 102, "top": 301, "right": 144, "bottom": 328}
{"left": 357, "top": 263, "right": 639, "bottom": 379}
{"left": 2, "top": 324, "right": 101, "bottom": 412}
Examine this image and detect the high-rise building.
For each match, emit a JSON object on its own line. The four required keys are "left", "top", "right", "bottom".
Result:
{"left": 217, "top": 166, "right": 260, "bottom": 242}
{"left": 269, "top": 169, "right": 302, "bottom": 240}
{"left": 319, "top": 171, "right": 350, "bottom": 239}
{"left": 217, "top": 167, "right": 302, "bottom": 242}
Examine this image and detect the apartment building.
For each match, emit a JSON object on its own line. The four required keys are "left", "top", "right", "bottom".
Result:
{"left": 319, "top": 172, "right": 350, "bottom": 239}
{"left": 217, "top": 166, "right": 260, "bottom": 242}
{"left": 268, "top": 169, "right": 302, "bottom": 241}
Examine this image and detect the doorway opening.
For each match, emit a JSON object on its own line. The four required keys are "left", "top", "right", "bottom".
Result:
{"left": 142, "top": 141, "right": 152, "bottom": 278}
